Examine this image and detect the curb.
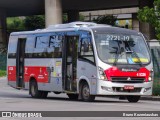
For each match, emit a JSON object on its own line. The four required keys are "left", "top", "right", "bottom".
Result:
{"left": 0, "top": 76, "right": 7, "bottom": 80}
{"left": 141, "top": 96, "right": 160, "bottom": 101}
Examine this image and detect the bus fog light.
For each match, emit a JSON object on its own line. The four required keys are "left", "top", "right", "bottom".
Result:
{"left": 148, "top": 77, "right": 152, "bottom": 82}
{"left": 100, "top": 76, "right": 105, "bottom": 80}
{"left": 144, "top": 87, "right": 151, "bottom": 92}
{"left": 101, "top": 86, "right": 112, "bottom": 91}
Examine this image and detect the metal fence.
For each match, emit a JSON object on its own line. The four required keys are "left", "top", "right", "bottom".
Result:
{"left": 0, "top": 53, "right": 7, "bottom": 71}
{"left": 148, "top": 40, "right": 160, "bottom": 95}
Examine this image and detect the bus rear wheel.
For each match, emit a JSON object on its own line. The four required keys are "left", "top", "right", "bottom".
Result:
{"left": 67, "top": 94, "right": 78, "bottom": 100}
{"left": 127, "top": 96, "right": 140, "bottom": 103}
{"left": 81, "top": 83, "right": 95, "bottom": 102}
{"left": 30, "top": 80, "right": 48, "bottom": 98}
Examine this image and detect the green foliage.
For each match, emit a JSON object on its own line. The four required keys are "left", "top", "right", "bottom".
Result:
{"left": 137, "top": 0, "right": 160, "bottom": 39}
{"left": 7, "top": 17, "right": 25, "bottom": 33}
{"left": 92, "top": 15, "right": 117, "bottom": 25}
{"left": 0, "top": 70, "right": 6, "bottom": 77}
{"left": 63, "top": 14, "right": 68, "bottom": 23}
{"left": 7, "top": 14, "right": 85, "bottom": 32}
{"left": 152, "top": 76, "right": 160, "bottom": 96}
{"left": 7, "top": 15, "right": 45, "bottom": 31}
{"left": 63, "top": 13, "right": 85, "bottom": 23}
{"left": 79, "top": 14, "right": 85, "bottom": 21}
{"left": 138, "top": 7, "right": 158, "bottom": 27}
{"left": 24, "top": 15, "right": 45, "bottom": 30}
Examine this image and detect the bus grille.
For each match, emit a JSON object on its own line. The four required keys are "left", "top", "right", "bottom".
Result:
{"left": 111, "top": 77, "right": 145, "bottom": 83}
{"left": 112, "top": 87, "right": 142, "bottom": 93}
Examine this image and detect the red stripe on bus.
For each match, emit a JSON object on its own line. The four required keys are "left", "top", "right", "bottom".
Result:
{"left": 8, "top": 66, "right": 49, "bottom": 83}
{"left": 104, "top": 67, "right": 150, "bottom": 82}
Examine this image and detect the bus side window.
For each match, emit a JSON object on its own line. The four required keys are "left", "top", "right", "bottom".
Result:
{"left": 8, "top": 35, "right": 18, "bottom": 58}
{"left": 80, "top": 38, "right": 95, "bottom": 63}
{"left": 36, "top": 36, "right": 49, "bottom": 49}
{"left": 25, "top": 36, "right": 35, "bottom": 58}
{"left": 48, "top": 35, "right": 63, "bottom": 58}
{"left": 34, "top": 36, "right": 49, "bottom": 57}
{"left": 49, "top": 35, "right": 62, "bottom": 50}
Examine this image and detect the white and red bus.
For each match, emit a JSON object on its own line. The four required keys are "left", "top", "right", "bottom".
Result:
{"left": 7, "top": 22, "right": 153, "bottom": 102}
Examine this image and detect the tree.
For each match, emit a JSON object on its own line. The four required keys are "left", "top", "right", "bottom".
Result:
{"left": 24, "top": 15, "right": 45, "bottom": 30}
{"left": 24, "top": 14, "right": 85, "bottom": 29}
{"left": 137, "top": 0, "right": 160, "bottom": 39}
{"left": 7, "top": 17, "right": 25, "bottom": 32}
{"left": 63, "top": 13, "right": 85, "bottom": 23}
{"left": 92, "top": 15, "right": 117, "bottom": 26}
{"left": 79, "top": 14, "right": 85, "bottom": 21}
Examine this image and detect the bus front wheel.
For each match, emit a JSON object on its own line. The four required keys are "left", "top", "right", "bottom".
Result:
{"left": 81, "top": 83, "right": 95, "bottom": 102}
{"left": 127, "top": 96, "right": 140, "bottom": 103}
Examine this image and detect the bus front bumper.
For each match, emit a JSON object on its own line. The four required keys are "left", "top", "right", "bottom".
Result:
{"left": 96, "top": 80, "right": 153, "bottom": 96}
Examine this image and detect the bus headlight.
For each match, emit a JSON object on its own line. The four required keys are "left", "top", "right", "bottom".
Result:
{"left": 98, "top": 67, "right": 107, "bottom": 80}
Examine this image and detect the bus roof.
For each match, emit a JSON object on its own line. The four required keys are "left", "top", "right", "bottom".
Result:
{"left": 10, "top": 21, "right": 140, "bottom": 36}
{"left": 91, "top": 26, "right": 140, "bottom": 35}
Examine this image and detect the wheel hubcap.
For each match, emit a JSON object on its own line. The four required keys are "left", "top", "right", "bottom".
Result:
{"left": 31, "top": 84, "right": 36, "bottom": 96}
{"left": 83, "top": 85, "right": 90, "bottom": 99}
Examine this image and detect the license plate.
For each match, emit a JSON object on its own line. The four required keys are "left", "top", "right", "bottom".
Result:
{"left": 124, "top": 85, "right": 134, "bottom": 90}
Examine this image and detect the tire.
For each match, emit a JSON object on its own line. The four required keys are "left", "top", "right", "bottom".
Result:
{"left": 41, "top": 91, "right": 48, "bottom": 98}
{"left": 81, "top": 83, "right": 95, "bottom": 102}
{"left": 54, "top": 92, "right": 61, "bottom": 94}
{"left": 67, "top": 94, "right": 78, "bottom": 100}
{"left": 30, "top": 80, "right": 48, "bottom": 98}
{"left": 119, "top": 96, "right": 126, "bottom": 100}
{"left": 127, "top": 96, "right": 140, "bottom": 103}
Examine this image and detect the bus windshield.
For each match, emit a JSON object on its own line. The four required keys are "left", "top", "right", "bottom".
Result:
{"left": 94, "top": 33, "right": 150, "bottom": 65}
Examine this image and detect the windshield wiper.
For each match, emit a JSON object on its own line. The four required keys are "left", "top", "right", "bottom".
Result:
{"left": 112, "top": 43, "right": 121, "bottom": 66}
{"left": 113, "top": 51, "right": 120, "bottom": 66}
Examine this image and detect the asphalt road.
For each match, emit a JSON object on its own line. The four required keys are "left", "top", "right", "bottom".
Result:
{"left": 0, "top": 77, "right": 160, "bottom": 120}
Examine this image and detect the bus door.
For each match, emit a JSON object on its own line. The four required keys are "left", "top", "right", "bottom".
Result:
{"left": 16, "top": 37, "right": 26, "bottom": 88}
{"left": 62, "top": 36, "right": 79, "bottom": 91}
